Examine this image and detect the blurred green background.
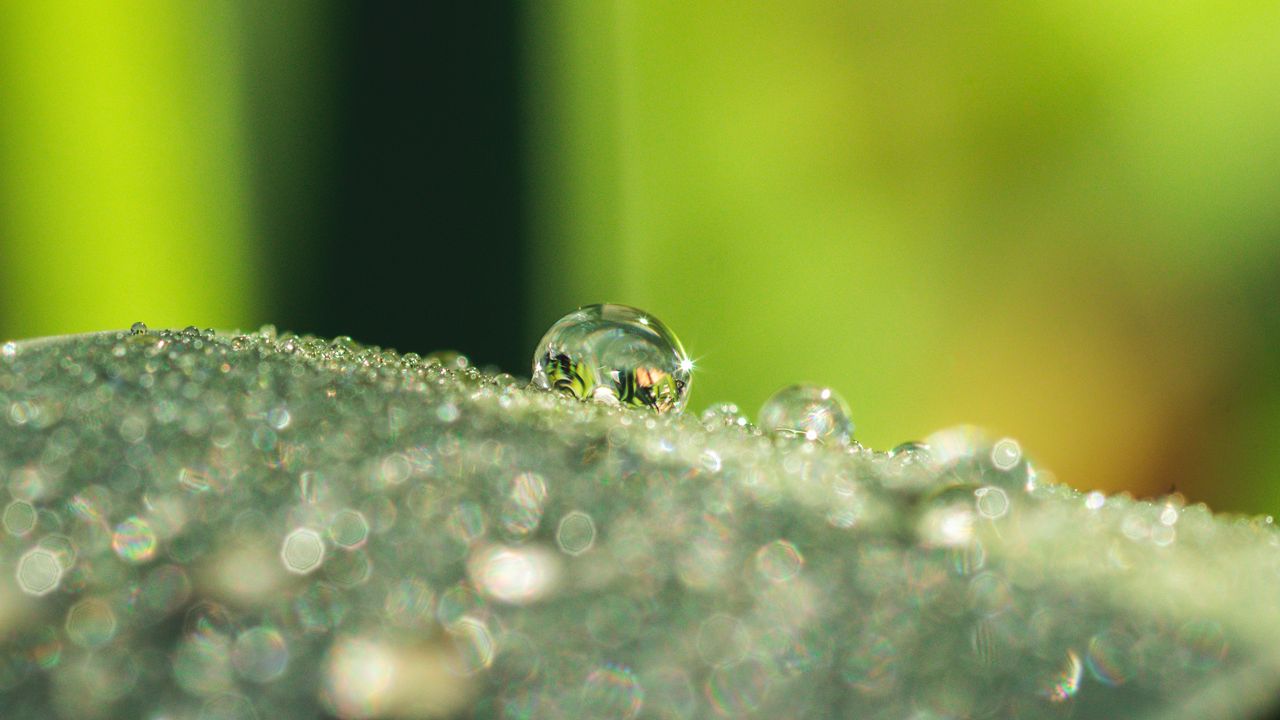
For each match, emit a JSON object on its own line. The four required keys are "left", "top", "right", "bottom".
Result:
{"left": 0, "top": 1, "right": 1278, "bottom": 513}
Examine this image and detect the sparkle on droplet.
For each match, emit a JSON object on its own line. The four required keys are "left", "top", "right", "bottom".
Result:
{"left": 758, "top": 384, "right": 854, "bottom": 444}
{"left": 532, "top": 304, "right": 692, "bottom": 414}
{"left": 1085, "top": 491, "right": 1106, "bottom": 510}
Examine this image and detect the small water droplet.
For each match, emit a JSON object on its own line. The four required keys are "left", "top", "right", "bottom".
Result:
{"left": 532, "top": 304, "right": 692, "bottom": 414}
{"left": 990, "top": 438, "right": 1022, "bottom": 470}
{"left": 182, "top": 326, "right": 200, "bottom": 337}
{"left": 425, "top": 350, "right": 470, "bottom": 370}
{"left": 129, "top": 322, "right": 148, "bottom": 335}
{"left": 700, "top": 402, "right": 751, "bottom": 429}
{"left": 758, "top": 384, "right": 854, "bottom": 444}
{"left": 888, "top": 441, "right": 933, "bottom": 474}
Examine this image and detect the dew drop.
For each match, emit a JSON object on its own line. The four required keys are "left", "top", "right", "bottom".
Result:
{"left": 580, "top": 663, "right": 644, "bottom": 720}
{"left": 129, "top": 322, "right": 148, "bottom": 335}
{"left": 16, "top": 547, "right": 63, "bottom": 595}
{"left": 700, "top": 402, "right": 751, "bottom": 430}
{"left": 112, "top": 516, "right": 158, "bottom": 563}
{"left": 758, "top": 384, "right": 854, "bottom": 444}
{"left": 232, "top": 627, "right": 290, "bottom": 683}
{"left": 425, "top": 350, "right": 470, "bottom": 370}
{"left": 65, "top": 598, "right": 118, "bottom": 647}
{"left": 532, "top": 304, "right": 692, "bottom": 414}
{"left": 280, "top": 528, "right": 325, "bottom": 574}
{"left": 556, "top": 511, "right": 596, "bottom": 556}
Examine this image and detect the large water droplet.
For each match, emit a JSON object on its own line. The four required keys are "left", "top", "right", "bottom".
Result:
{"left": 532, "top": 304, "right": 692, "bottom": 413}
{"left": 758, "top": 384, "right": 854, "bottom": 444}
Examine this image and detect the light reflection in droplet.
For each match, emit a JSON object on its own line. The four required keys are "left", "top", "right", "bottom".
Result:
{"left": 327, "top": 509, "right": 370, "bottom": 550}
{"left": 112, "top": 516, "right": 158, "bottom": 563}
{"left": 467, "top": 543, "right": 559, "bottom": 605}
{"left": 1042, "top": 650, "right": 1082, "bottom": 703}
{"left": 3, "top": 500, "right": 37, "bottom": 536}
{"left": 66, "top": 598, "right": 118, "bottom": 647}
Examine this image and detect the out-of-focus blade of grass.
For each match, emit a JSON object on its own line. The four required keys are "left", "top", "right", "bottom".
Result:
{"left": 0, "top": 2, "right": 257, "bottom": 337}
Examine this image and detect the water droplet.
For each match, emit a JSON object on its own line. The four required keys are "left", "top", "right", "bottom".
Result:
{"left": 1086, "top": 629, "right": 1137, "bottom": 685}
{"left": 1, "top": 341, "right": 15, "bottom": 358}
{"left": 16, "top": 547, "right": 62, "bottom": 595}
{"left": 580, "top": 664, "right": 644, "bottom": 720}
{"left": 129, "top": 322, "right": 148, "bottom": 335}
{"left": 182, "top": 326, "right": 201, "bottom": 337}
{"left": 1040, "top": 650, "right": 1083, "bottom": 702}
{"left": 280, "top": 528, "right": 325, "bottom": 574}
{"left": 990, "top": 438, "right": 1022, "bottom": 470}
{"left": 3, "top": 500, "right": 37, "bottom": 536}
{"left": 467, "top": 543, "right": 559, "bottom": 604}
{"left": 112, "top": 516, "right": 158, "bottom": 563}
{"left": 500, "top": 472, "right": 547, "bottom": 538}
{"left": 327, "top": 509, "right": 370, "bottom": 550}
{"left": 447, "top": 617, "right": 496, "bottom": 675}
{"left": 700, "top": 402, "right": 751, "bottom": 429}
{"left": 758, "top": 384, "right": 854, "bottom": 444}
{"left": 532, "top": 304, "right": 692, "bottom": 414}
{"left": 425, "top": 350, "right": 470, "bottom": 370}
{"left": 974, "top": 487, "right": 1009, "bottom": 519}
{"left": 232, "top": 627, "right": 290, "bottom": 683}
{"left": 1085, "top": 491, "right": 1106, "bottom": 510}
{"left": 65, "top": 598, "right": 117, "bottom": 647}
{"left": 556, "top": 511, "right": 596, "bottom": 556}
{"left": 754, "top": 540, "right": 803, "bottom": 582}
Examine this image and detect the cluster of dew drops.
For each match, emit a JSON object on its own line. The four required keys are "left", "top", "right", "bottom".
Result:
{"left": 0, "top": 309, "right": 1265, "bottom": 720}
{"left": 532, "top": 303, "right": 913, "bottom": 457}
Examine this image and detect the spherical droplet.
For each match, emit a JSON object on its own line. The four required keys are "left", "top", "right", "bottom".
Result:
{"left": 16, "top": 547, "right": 62, "bottom": 595}
{"left": 581, "top": 664, "right": 644, "bottom": 720}
{"left": 991, "top": 437, "right": 1022, "bottom": 470}
{"left": 66, "top": 598, "right": 118, "bottom": 647}
{"left": 129, "top": 321, "right": 148, "bottom": 335}
{"left": 3, "top": 500, "right": 37, "bottom": 536}
{"left": 232, "top": 627, "right": 290, "bottom": 683}
{"left": 500, "top": 471, "right": 548, "bottom": 538}
{"left": 532, "top": 304, "right": 692, "bottom": 413}
{"left": 327, "top": 509, "right": 370, "bottom": 550}
{"left": 468, "top": 544, "right": 559, "bottom": 605}
{"left": 111, "top": 516, "right": 158, "bottom": 563}
{"left": 758, "top": 384, "right": 854, "bottom": 444}
{"left": 700, "top": 402, "right": 751, "bottom": 430}
{"left": 281, "top": 528, "right": 325, "bottom": 574}
{"left": 556, "top": 511, "right": 597, "bottom": 556}
{"left": 754, "top": 540, "right": 803, "bottom": 582}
